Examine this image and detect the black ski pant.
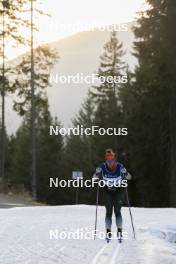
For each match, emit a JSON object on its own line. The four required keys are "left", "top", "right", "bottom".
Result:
{"left": 104, "top": 189, "right": 123, "bottom": 230}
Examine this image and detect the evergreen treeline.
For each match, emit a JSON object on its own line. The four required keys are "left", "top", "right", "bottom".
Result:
{"left": 1, "top": 0, "right": 176, "bottom": 207}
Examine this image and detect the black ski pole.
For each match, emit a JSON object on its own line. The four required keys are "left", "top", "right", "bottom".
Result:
{"left": 125, "top": 187, "right": 136, "bottom": 240}
{"left": 94, "top": 182, "right": 100, "bottom": 240}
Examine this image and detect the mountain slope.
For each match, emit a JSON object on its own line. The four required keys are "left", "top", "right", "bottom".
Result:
{"left": 6, "top": 23, "right": 136, "bottom": 133}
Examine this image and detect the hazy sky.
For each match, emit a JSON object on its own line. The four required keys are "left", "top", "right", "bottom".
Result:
{"left": 37, "top": 0, "right": 147, "bottom": 41}
{"left": 6, "top": 0, "right": 147, "bottom": 59}
{"left": 6, "top": 0, "right": 147, "bottom": 133}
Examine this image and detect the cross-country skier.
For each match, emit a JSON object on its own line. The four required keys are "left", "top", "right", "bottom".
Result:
{"left": 94, "top": 149, "right": 131, "bottom": 242}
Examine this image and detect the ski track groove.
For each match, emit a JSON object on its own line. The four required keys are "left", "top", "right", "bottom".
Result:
{"left": 109, "top": 243, "right": 121, "bottom": 264}
{"left": 91, "top": 243, "right": 109, "bottom": 264}
{"left": 91, "top": 240, "right": 122, "bottom": 264}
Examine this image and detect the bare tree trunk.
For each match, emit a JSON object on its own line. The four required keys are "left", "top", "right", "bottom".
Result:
{"left": 0, "top": 2, "right": 6, "bottom": 182}
{"left": 169, "top": 93, "right": 176, "bottom": 207}
{"left": 31, "top": 0, "right": 37, "bottom": 200}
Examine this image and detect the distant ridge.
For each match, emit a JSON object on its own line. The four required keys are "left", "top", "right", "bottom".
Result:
{"left": 6, "top": 22, "right": 136, "bottom": 134}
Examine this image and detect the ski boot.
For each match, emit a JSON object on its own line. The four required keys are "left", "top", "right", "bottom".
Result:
{"left": 117, "top": 228, "right": 122, "bottom": 243}
{"left": 106, "top": 229, "right": 111, "bottom": 243}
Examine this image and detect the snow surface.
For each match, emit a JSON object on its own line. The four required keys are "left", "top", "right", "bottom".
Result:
{"left": 0, "top": 205, "right": 176, "bottom": 264}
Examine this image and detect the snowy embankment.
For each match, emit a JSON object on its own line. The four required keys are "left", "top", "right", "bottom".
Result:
{"left": 0, "top": 205, "right": 176, "bottom": 264}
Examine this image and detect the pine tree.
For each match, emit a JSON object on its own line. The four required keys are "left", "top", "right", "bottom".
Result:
{"left": 8, "top": 101, "right": 64, "bottom": 203}
{"left": 120, "top": 0, "right": 176, "bottom": 206}
{"left": 91, "top": 31, "right": 126, "bottom": 156}
{"left": 9, "top": 45, "right": 58, "bottom": 115}
{"left": 37, "top": 101, "right": 63, "bottom": 203}
{"left": 64, "top": 92, "right": 97, "bottom": 204}
{"left": 0, "top": 0, "right": 47, "bottom": 181}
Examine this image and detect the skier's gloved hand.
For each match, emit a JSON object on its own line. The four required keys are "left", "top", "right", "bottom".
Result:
{"left": 126, "top": 173, "right": 132, "bottom": 180}
{"left": 121, "top": 167, "right": 132, "bottom": 180}
{"left": 93, "top": 173, "right": 99, "bottom": 179}
{"left": 93, "top": 167, "right": 102, "bottom": 179}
